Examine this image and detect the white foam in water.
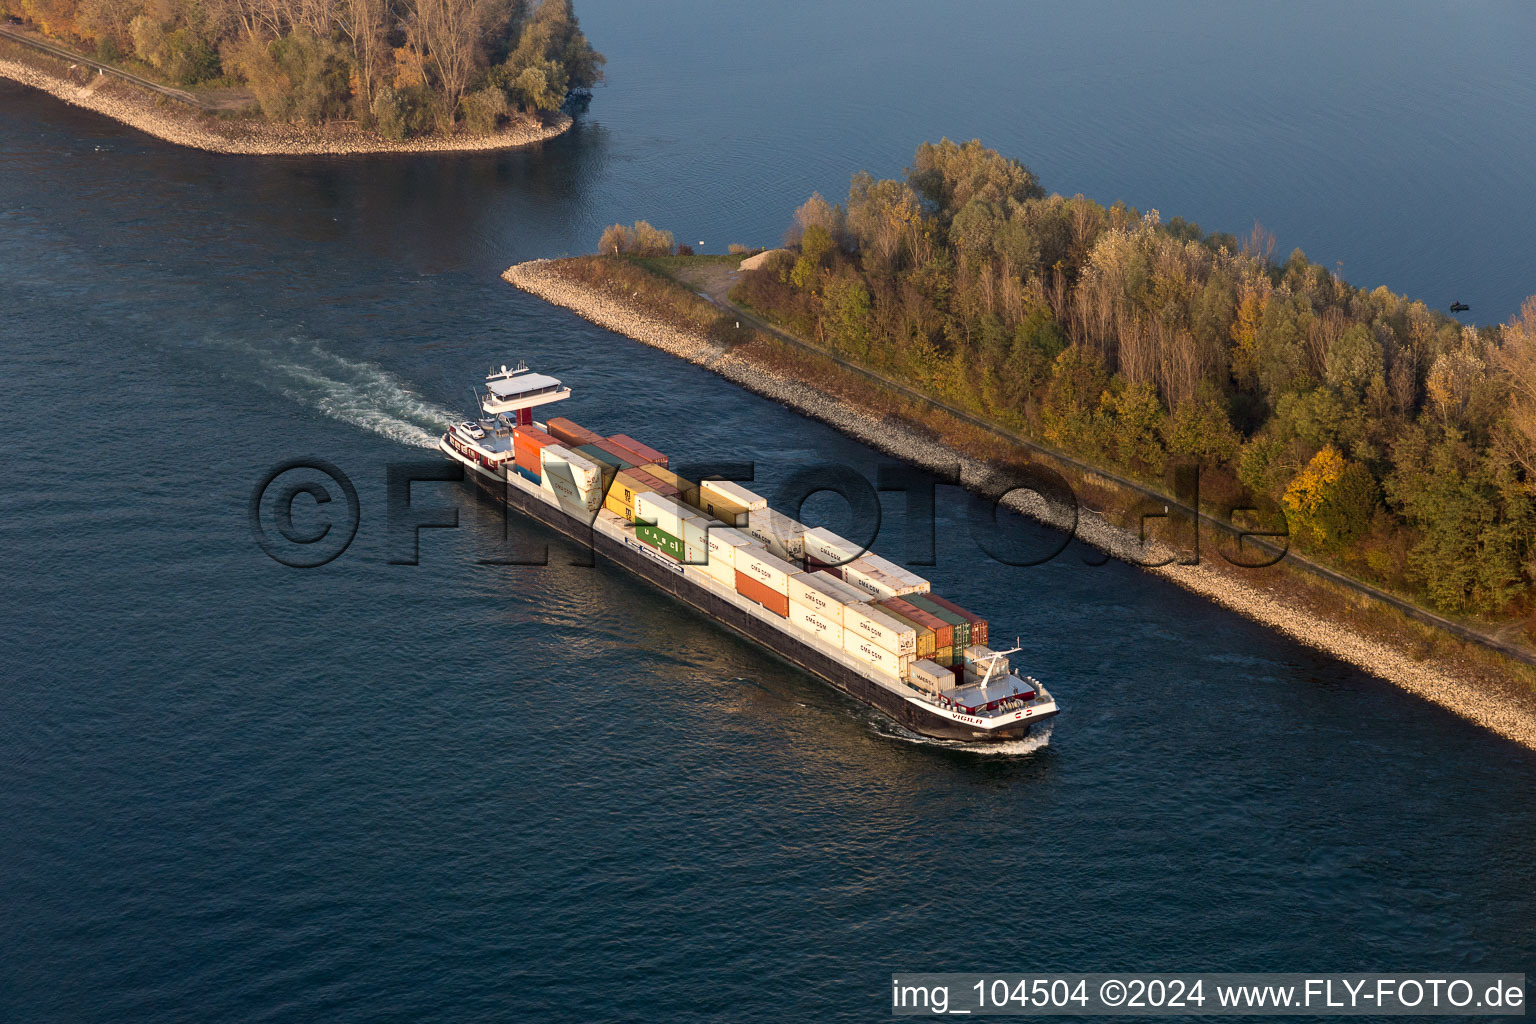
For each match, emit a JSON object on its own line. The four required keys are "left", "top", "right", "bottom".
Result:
{"left": 214, "top": 336, "right": 457, "bottom": 448}
{"left": 876, "top": 720, "right": 1054, "bottom": 756}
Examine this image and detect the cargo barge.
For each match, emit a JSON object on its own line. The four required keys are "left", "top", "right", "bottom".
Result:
{"left": 439, "top": 363, "right": 1058, "bottom": 743}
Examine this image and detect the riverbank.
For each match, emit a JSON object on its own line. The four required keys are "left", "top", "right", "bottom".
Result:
{"left": 0, "top": 44, "right": 570, "bottom": 155}
{"left": 505, "top": 255, "right": 1536, "bottom": 752}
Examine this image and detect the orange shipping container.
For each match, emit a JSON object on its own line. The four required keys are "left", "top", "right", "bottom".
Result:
{"left": 546, "top": 417, "right": 604, "bottom": 449}
{"left": 735, "top": 570, "right": 789, "bottom": 617}
{"left": 514, "top": 424, "right": 557, "bottom": 450}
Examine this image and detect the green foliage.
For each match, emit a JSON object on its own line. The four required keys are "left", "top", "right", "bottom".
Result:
{"left": 1099, "top": 379, "right": 1168, "bottom": 474}
{"left": 1165, "top": 382, "right": 1241, "bottom": 466}
{"left": 1389, "top": 427, "right": 1527, "bottom": 614}
{"left": 497, "top": 0, "right": 604, "bottom": 112}
{"left": 719, "top": 137, "right": 1536, "bottom": 620}
{"left": 461, "top": 85, "right": 509, "bottom": 133}
{"left": 1283, "top": 446, "right": 1379, "bottom": 554}
{"left": 224, "top": 28, "right": 351, "bottom": 124}
{"left": 369, "top": 85, "right": 433, "bottom": 141}
{"left": 1325, "top": 323, "right": 1383, "bottom": 391}
{"left": 21, "top": 0, "right": 603, "bottom": 135}
{"left": 909, "top": 138, "right": 1045, "bottom": 219}
{"left": 799, "top": 224, "right": 835, "bottom": 267}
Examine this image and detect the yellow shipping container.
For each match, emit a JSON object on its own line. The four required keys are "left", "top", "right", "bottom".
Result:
{"left": 604, "top": 491, "right": 636, "bottom": 522}
{"left": 612, "top": 468, "right": 653, "bottom": 509}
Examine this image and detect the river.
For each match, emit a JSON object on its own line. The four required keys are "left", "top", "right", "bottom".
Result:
{"left": 2, "top": 1, "right": 1533, "bottom": 1020}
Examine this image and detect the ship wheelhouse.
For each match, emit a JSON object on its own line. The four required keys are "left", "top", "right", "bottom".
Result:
{"left": 445, "top": 363, "right": 573, "bottom": 469}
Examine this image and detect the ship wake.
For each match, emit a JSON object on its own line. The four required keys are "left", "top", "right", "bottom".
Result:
{"left": 218, "top": 336, "right": 457, "bottom": 448}
{"left": 875, "top": 720, "right": 1054, "bottom": 756}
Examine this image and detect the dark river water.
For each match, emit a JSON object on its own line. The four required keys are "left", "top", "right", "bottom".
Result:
{"left": 2, "top": 2, "right": 1534, "bottom": 1021}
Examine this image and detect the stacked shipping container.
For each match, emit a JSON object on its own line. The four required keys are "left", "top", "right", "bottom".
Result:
{"left": 511, "top": 416, "right": 1006, "bottom": 698}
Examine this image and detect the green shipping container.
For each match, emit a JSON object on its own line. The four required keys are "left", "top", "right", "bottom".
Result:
{"left": 905, "top": 594, "right": 970, "bottom": 651}
{"left": 635, "top": 523, "right": 685, "bottom": 561}
{"left": 577, "top": 443, "right": 634, "bottom": 472}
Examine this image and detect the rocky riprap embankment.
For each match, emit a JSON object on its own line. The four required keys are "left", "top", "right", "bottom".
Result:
{"left": 505, "top": 257, "right": 1536, "bottom": 752}
{"left": 0, "top": 56, "right": 570, "bottom": 155}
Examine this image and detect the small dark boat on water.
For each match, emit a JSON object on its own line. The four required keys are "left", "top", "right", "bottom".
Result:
{"left": 1450, "top": 301, "right": 1470, "bottom": 313}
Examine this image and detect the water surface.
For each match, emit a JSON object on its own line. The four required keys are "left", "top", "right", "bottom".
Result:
{"left": 2, "top": 2, "right": 1534, "bottom": 1020}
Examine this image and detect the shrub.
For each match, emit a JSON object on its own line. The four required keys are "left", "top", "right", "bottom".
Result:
{"left": 224, "top": 28, "right": 351, "bottom": 123}
{"left": 597, "top": 221, "right": 675, "bottom": 257}
{"left": 162, "top": 30, "right": 219, "bottom": 85}
{"left": 598, "top": 223, "right": 633, "bottom": 254}
{"left": 630, "top": 220, "right": 674, "bottom": 256}
{"left": 371, "top": 86, "right": 409, "bottom": 140}
{"left": 130, "top": 15, "right": 167, "bottom": 67}
{"left": 728, "top": 243, "right": 752, "bottom": 255}
{"left": 461, "top": 86, "right": 508, "bottom": 134}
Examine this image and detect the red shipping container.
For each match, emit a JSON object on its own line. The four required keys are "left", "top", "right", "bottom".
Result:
{"left": 881, "top": 597, "right": 952, "bottom": 649}
{"left": 607, "top": 433, "right": 668, "bottom": 467}
{"left": 515, "top": 448, "right": 541, "bottom": 477}
{"left": 590, "top": 438, "right": 642, "bottom": 468}
{"left": 734, "top": 570, "right": 789, "bottom": 617}
{"left": 546, "top": 417, "right": 604, "bottom": 449}
{"left": 922, "top": 593, "right": 988, "bottom": 647}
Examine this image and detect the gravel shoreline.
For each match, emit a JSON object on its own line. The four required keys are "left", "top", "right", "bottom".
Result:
{"left": 1, "top": 57, "right": 570, "bottom": 155}
{"left": 506, "top": 257, "right": 1536, "bottom": 752}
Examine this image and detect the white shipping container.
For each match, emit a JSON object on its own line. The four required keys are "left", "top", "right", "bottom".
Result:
{"left": 705, "top": 527, "right": 754, "bottom": 570}
{"left": 745, "top": 507, "right": 805, "bottom": 560}
{"left": 802, "top": 526, "right": 865, "bottom": 566}
{"left": 788, "top": 601, "right": 844, "bottom": 649}
{"left": 540, "top": 444, "right": 603, "bottom": 511}
{"left": 698, "top": 552, "right": 737, "bottom": 586}
{"left": 634, "top": 491, "right": 688, "bottom": 536}
{"left": 734, "top": 545, "right": 798, "bottom": 594}
{"left": 842, "top": 557, "right": 927, "bottom": 600}
{"left": 907, "top": 658, "right": 952, "bottom": 694}
{"left": 786, "top": 572, "right": 850, "bottom": 624}
{"left": 680, "top": 515, "right": 716, "bottom": 554}
{"left": 822, "top": 573, "right": 872, "bottom": 607}
{"left": 842, "top": 632, "right": 909, "bottom": 678}
{"left": 700, "top": 479, "right": 767, "bottom": 512}
{"left": 842, "top": 602, "right": 917, "bottom": 656}
{"left": 860, "top": 552, "right": 930, "bottom": 593}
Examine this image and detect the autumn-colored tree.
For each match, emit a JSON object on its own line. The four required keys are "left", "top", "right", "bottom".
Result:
{"left": 1283, "top": 445, "right": 1378, "bottom": 553}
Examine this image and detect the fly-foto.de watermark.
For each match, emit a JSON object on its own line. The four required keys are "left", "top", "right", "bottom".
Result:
{"left": 890, "top": 973, "right": 1526, "bottom": 1015}
{"left": 248, "top": 457, "right": 1290, "bottom": 570}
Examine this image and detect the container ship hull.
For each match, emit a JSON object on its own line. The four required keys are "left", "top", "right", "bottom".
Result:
{"left": 445, "top": 442, "right": 1055, "bottom": 743}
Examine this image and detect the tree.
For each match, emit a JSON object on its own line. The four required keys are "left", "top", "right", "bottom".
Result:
{"left": 1494, "top": 296, "right": 1536, "bottom": 479}
{"left": 597, "top": 220, "right": 673, "bottom": 256}
{"left": 598, "top": 223, "right": 634, "bottom": 254}
{"left": 909, "top": 137, "right": 1045, "bottom": 220}
{"left": 846, "top": 172, "right": 924, "bottom": 269}
{"left": 338, "top": 0, "right": 387, "bottom": 107}
{"left": 1282, "top": 445, "right": 1377, "bottom": 553}
{"left": 499, "top": 0, "right": 603, "bottom": 111}
{"left": 408, "top": 0, "right": 496, "bottom": 129}
{"left": 785, "top": 192, "right": 845, "bottom": 248}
